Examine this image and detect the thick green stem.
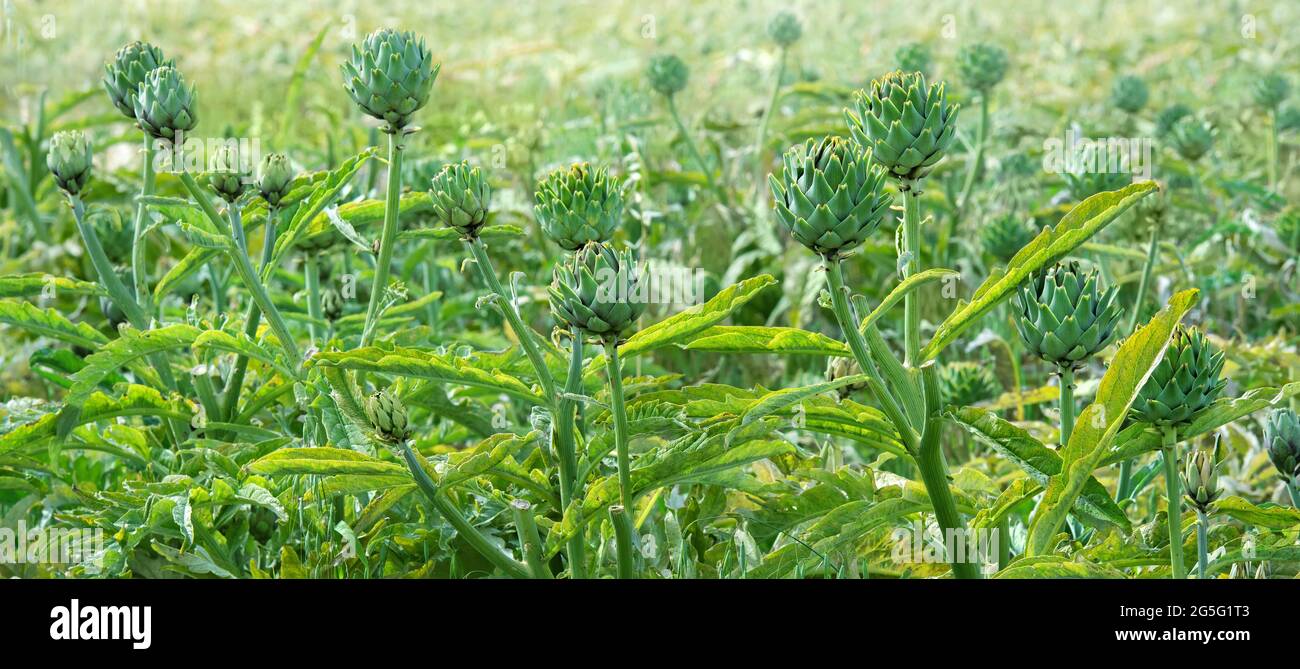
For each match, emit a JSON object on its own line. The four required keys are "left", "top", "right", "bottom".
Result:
{"left": 511, "top": 500, "right": 552, "bottom": 579}
{"left": 919, "top": 364, "right": 979, "bottom": 579}
{"left": 304, "top": 255, "right": 324, "bottom": 346}
{"left": 609, "top": 504, "right": 636, "bottom": 579}
{"left": 553, "top": 333, "right": 588, "bottom": 578}
{"left": 1117, "top": 460, "right": 1134, "bottom": 502}
{"left": 902, "top": 187, "right": 922, "bottom": 368}
{"left": 1058, "top": 366, "right": 1075, "bottom": 448}
{"left": 221, "top": 206, "right": 277, "bottom": 420}
{"left": 1162, "top": 427, "right": 1186, "bottom": 579}
{"left": 1195, "top": 508, "right": 1209, "bottom": 580}
{"left": 131, "top": 134, "right": 156, "bottom": 310}
{"left": 360, "top": 132, "right": 404, "bottom": 348}
{"left": 605, "top": 340, "right": 632, "bottom": 512}
{"left": 466, "top": 237, "right": 556, "bottom": 400}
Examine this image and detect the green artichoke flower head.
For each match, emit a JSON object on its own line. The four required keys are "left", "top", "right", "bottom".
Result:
{"left": 941, "top": 361, "right": 1002, "bottom": 407}
{"left": 1168, "top": 117, "right": 1213, "bottom": 162}
{"left": 258, "top": 153, "right": 294, "bottom": 206}
{"left": 1015, "top": 261, "right": 1123, "bottom": 369}
{"left": 846, "top": 70, "right": 959, "bottom": 184}
{"left": 321, "top": 288, "right": 344, "bottom": 322}
{"left": 767, "top": 11, "right": 803, "bottom": 47}
{"left": 535, "top": 162, "right": 623, "bottom": 251}
{"left": 1181, "top": 439, "right": 1222, "bottom": 513}
{"left": 1131, "top": 325, "right": 1227, "bottom": 426}
{"left": 1111, "top": 74, "right": 1149, "bottom": 114}
{"left": 549, "top": 242, "right": 646, "bottom": 342}
{"left": 956, "top": 43, "right": 1009, "bottom": 94}
{"left": 894, "top": 42, "right": 931, "bottom": 77}
{"left": 364, "top": 389, "right": 411, "bottom": 443}
{"left": 825, "top": 356, "right": 868, "bottom": 399}
{"left": 1154, "top": 103, "right": 1193, "bottom": 138}
{"left": 769, "top": 135, "right": 891, "bottom": 259}
{"left": 91, "top": 210, "right": 133, "bottom": 264}
{"left": 646, "top": 54, "right": 689, "bottom": 97}
{"left": 103, "top": 41, "right": 172, "bottom": 119}
{"left": 1253, "top": 72, "right": 1291, "bottom": 110}
{"left": 1265, "top": 407, "right": 1300, "bottom": 482}
{"left": 133, "top": 66, "right": 198, "bottom": 141}
{"left": 206, "top": 145, "right": 250, "bottom": 202}
{"left": 341, "top": 29, "right": 439, "bottom": 133}
{"left": 981, "top": 213, "right": 1036, "bottom": 262}
{"left": 429, "top": 160, "right": 492, "bottom": 240}
{"left": 1064, "top": 167, "right": 1132, "bottom": 201}
{"left": 47, "top": 130, "right": 93, "bottom": 196}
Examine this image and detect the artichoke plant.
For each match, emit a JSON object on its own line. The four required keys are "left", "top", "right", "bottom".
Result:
{"left": 364, "top": 390, "right": 411, "bottom": 443}
{"left": 846, "top": 71, "right": 959, "bottom": 183}
{"left": 133, "top": 66, "right": 198, "bottom": 140}
{"left": 340, "top": 29, "right": 439, "bottom": 132}
{"left": 1168, "top": 118, "right": 1213, "bottom": 162}
{"left": 1130, "top": 326, "right": 1226, "bottom": 426}
{"left": 956, "top": 43, "right": 1009, "bottom": 93}
{"left": 429, "top": 161, "right": 492, "bottom": 240}
{"left": 103, "top": 41, "right": 171, "bottom": 119}
{"left": 321, "top": 288, "right": 344, "bottom": 322}
{"left": 206, "top": 146, "right": 249, "bottom": 202}
{"left": 767, "top": 11, "right": 802, "bottom": 47}
{"left": 258, "top": 153, "right": 294, "bottom": 206}
{"left": 549, "top": 242, "right": 645, "bottom": 342}
{"left": 1265, "top": 408, "right": 1300, "bottom": 482}
{"left": 534, "top": 163, "right": 623, "bottom": 251}
{"left": 894, "top": 42, "right": 931, "bottom": 77}
{"left": 768, "top": 136, "right": 891, "bottom": 259}
{"left": 1111, "top": 74, "right": 1149, "bottom": 114}
{"left": 47, "top": 130, "right": 93, "bottom": 196}
{"left": 1181, "top": 444, "right": 1221, "bottom": 513}
{"left": 1253, "top": 72, "right": 1291, "bottom": 110}
{"left": 980, "top": 213, "right": 1036, "bottom": 262}
{"left": 1014, "top": 261, "right": 1123, "bottom": 369}
{"left": 825, "top": 356, "right": 868, "bottom": 399}
{"left": 940, "top": 361, "right": 1002, "bottom": 407}
{"left": 1155, "top": 103, "right": 1193, "bottom": 138}
{"left": 646, "top": 54, "right": 689, "bottom": 98}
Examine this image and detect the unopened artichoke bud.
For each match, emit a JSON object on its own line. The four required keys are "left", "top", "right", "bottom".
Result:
{"left": 133, "top": 66, "right": 198, "bottom": 140}
{"left": 940, "top": 361, "right": 1002, "bottom": 407}
{"left": 767, "top": 11, "right": 802, "bottom": 47}
{"left": 258, "top": 153, "right": 294, "bottom": 206}
{"left": 1154, "top": 103, "right": 1192, "bottom": 138}
{"left": 1130, "top": 326, "right": 1226, "bottom": 426}
{"left": 956, "top": 43, "right": 1009, "bottom": 93}
{"left": 47, "top": 130, "right": 94, "bottom": 196}
{"left": 894, "top": 42, "right": 931, "bottom": 77}
{"left": 321, "top": 288, "right": 343, "bottom": 322}
{"left": 1265, "top": 407, "right": 1300, "bottom": 482}
{"left": 429, "top": 161, "right": 492, "bottom": 239}
{"left": 1136, "top": 186, "right": 1167, "bottom": 223}
{"left": 103, "top": 41, "right": 172, "bottom": 120}
{"left": 1253, "top": 72, "right": 1291, "bottom": 110}
{"left": 206, "top": 145, "right": 249, "bottom": 202}
{"left": 535, "top": 163, "right": 622, "bottom": 251}
{"left": 646, "top": 54, "right": 689, "bottom": 97}
{"left": 1063, "top": 168, "right": 1132, "bottom": 200}
{"left": 1181, "top": 442, "right": 1221, "bottom": 513}
{"left": 825, "top": 356, "right": 868, "bottom": 399}
{"left": 549, "top": 242, "right": 646, "bottom": 342}
{"left": 1168, "top": 118, "right": 1213, "bottom": 162}
{"left": 769, "top": 136, "right": 891, "bottom": 259}
{"left": 980, "top": 213, "right": 1035, "bottom": 262}
{"left": 364, "top": 389, "right": 411, "bottom": 443}
{"left": 846, "top": 71, "right": 959, "bottom": 183}
{"left": 1111, "top": 74, "right": 1149, "bottom": 114}
{"left": 341, "top": 29, "right": 439, "bottom": 132}
{"left": 1015, "top": 261, "right": 1123, "bottom": 369}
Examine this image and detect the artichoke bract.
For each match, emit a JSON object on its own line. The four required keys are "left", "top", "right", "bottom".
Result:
{"left": 549, "top": 243, "right": 645, "bottom": 341}
{"left": 103, "top": 41, "right": 172, "bottom": 119}
{"left": 1169, "top": 118, "right": 1213, "bottom": 161}
{"left": 133, "top": 66, "right": 198, "bottom": 141}
{"left": 364, "top": 390, "right": 411, "bottom": 443}
{"left": 258, "top": 153, "right": 294, "bottom": 206}
{"left": 769, "top": 136, "right": 891, "bottom": 259}
{"left": 1253, "top": 72, "right": 1291, "bottom": 110}
{"left": 1111, "top": 75, "right": 1149, "bottom": 114}
{"left": 941, "top": 361, "right": 1002, "bottom": 407}
{"left": 846, "top": 71, "right": 959, "bottom": 183}
{"left": 1015, "top": 261, "right": 1123, "bottom": 369}
{"left": 1130, "top": 326, "right": 1226, "bottom": 426}
{"left": 825, "top": 356, "right": 868, "bottom": 399}
{"left": 341, "top": 29, "right": 439, "bottom": 132}
{"left": 1265, "top": 408, "right": 1300, "bottom": 481}
{"left": 894, "top": 42, "right": 931, "bottom": 77}
{"left": 206, "top": 145, "right": 249, "bottom": 202}
{"left": 981, "top": 213, "right": 1036, "bottom": 262}
{"left": 429, "top": 161, "right": 492, "bottom": 240}
{"left": 767, "top": 11, "right": 802, "bottom": 47}
{"left": 1181, "top": 443, "right": 1221, "bottom": 512}
{"left": 47, "top": 130, "right": 94, "bottom": 196}
{"left": 956, "top": 43, "right": 1009, "bottom": 93}
{"left": 534, "top": 163, "right": 623, "bottom": 251}
{"left": 646, "top": 54, "right": 689, "bottom": 97}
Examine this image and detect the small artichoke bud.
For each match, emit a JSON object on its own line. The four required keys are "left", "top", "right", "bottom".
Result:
{"left": 847, "top": 71, "right": 960, "bottom": 183}
{"left": 980, "top": 213, "right": 1035, "bottom": 262}
{"left": 940, "top": 361, "right": 1002, "bottom": 407}
{"left": 549, "top": 242, "right": 646, "bottom": 342}
{"left": 1253, "top": 72, "right": 1291, "bottom": 110}
{"left": 133, "top": 66, "right": 198, "bottom": 140}
{"left": 1265, "top": 408, "right": 1300, "bottom": 482}
{"left": 1154, "top": 103, "right": 1192, "bottom": 138}
{"left": 1015, "top": 261, "right": 1123, "bottom": 369}
{"left": 321, "top": 288, "right": 344, "bottom": 322}
{"left": 825, "top": 356, "right": 868, "bottom": 399}
{"left": 767, "top": 11, "right": 803, "bottom": 47}
{"left": 534, "top": 163, "right": 623, "bottom": 251}
{"left": 646, "top": 54, "right": 689, "bottom": 97}
{"left": 1168, "top": 118, "right": 1213, "bottom": 162}
{"left": 103, "top": 41, "right": 172, "bottom": 120}
{"left": 1063, "top": 168, "right": 1132, "bottom": 200}
{"left": 956, "top": 43, "right": 1009, "bottom": 93}
{"left": 364, "top": 389, "right": 411, "bottom": 443}
{"left": 769, "top": 136, "right": 891, "bottom": 259}
{"left": 341, "top": 28, "right": 439, "bottom": 132}
{"left": 258, "top": 153, "right": 294, "bottom": 206}
{"left": 429, "top": 161, "right": 492, "bottom": 239}
{"left": 1110, "top": 74, "right": 1149, "bottom": 114}
{"left": 1131, "top": 326, "right": 1226, "bottom": 426}
{"left": 47, "top": 130, "right": 94, "bottom": 196}
{"left": 206, "top": 145, "right": 249, "bottom": 202}
{"left": 1180, "top": 440, "right": 1221, "bottom": 513}
{"left": 894, "top": 42, "right": 931, "bottom": 77}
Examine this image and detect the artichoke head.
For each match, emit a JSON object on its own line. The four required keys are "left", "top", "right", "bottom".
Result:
{"left": 767, "top": 11, "right": 803, "bottom": 47}
{"left": 941, "top": 361, "right": 1002, "bottom": 407}
{"left": 980, "top": 213, "right": 1035, "bottom": 262}
{"left": 258, "top": 153, "right": 294, "bottom": 206}
{"left": 956, "top": 43, "right": 1009, "bottom": 93}
{"left": 341, "top": 29, "right": 439, "bottom": 132}
{"left": 847, "top": 70, "right": 959, "bottom": 183}
{"left": 1168, "top": 118, "right": 1213, "bottom": 162}
{"left": 1130, "top": 326, "right": 1226, "bottom": 426}
{"left": 894, "top": 42, "right": 931, "bottom": 77}
{"left": 321, "top": 288, "right": 344, "bottom": 322}
{"left": 825, "top": 356, "right": 869, "bottom": 399}
{"left": 646, "top": 54, "right": 689, "bottom": 97}
{"left": 1015, "top": 261, "right": 1123, "bottom": 369}
{"left": 1154, "top": 103, "right": 1193, "bottom": 138}
{"left": 206, "top": 145, "right": 249, "bottom": 202}
{"left": 535, "top": 163, "right": 623, "bottom": 251}
{"left": 364, "top": 390, "right": 411, "bottom": 443}
{"left": 47, "top": 130, "right": 93, "bottom": 196}
{"left": 1253, "top": 72, "right": 1291, "bottom": 110}
{"left": 1180, "top": 441, "right": 1221, "bottom": 513}
{"left": 549, "top": 242, "right": 646, "bottom": 342}
{"left": 769, "top": 136, "right": 891, "bottom": 259}
{"left": 103, "top": 41, "right": 172, "bottom": 120}
{"left": 429, "top": 161, "right": 492, "bottom": 239}
{"left": 133, "top": 66, "right": 198, "bottom": 140}
{"left": 1111, "top": 75, "right": 1149, "bottom": 114}
{"left": 1265, "top": 408, "right": 1300, "bottom": 482}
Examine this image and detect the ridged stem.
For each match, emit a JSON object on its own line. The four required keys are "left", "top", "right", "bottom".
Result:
{"left": 466, "top": 237, "right": 556, "bottom": 401}
{"left": 1161, "top": 427, "right": 1186, "bottom": 579}
{"left": 902, "top": 187, "right": 922, "bottom": 368}
{"left": 131, "top": 133, "right": 156, "bottom": 311}
{"left": 304, "top": 254, "right": 323, "bottom": 346}
{"left": 360, "top": 132, "right": 404, "bottom": 348}
{"left": 609, "top": 504, "right": 636, "bottom": 579}
{"left": 511, "top": 500, "right": 552, "bottom": 579}
{"left": 553, "top": 333, "right": 588, "bottom": 578}
{"left": 220, "top": 204, "right": 276, "bottom": 420}
{"left": 604, "top": 339, "right": 632, "bottom": 512}
{"left": 1195, "top": 508, "right": 1209, "bottom": 580}
{"left": 919, "top": 364, "right": 979, "bottom": 579}
{"left": 1058, "top": 366, "right": 1075, "bottom": 448}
